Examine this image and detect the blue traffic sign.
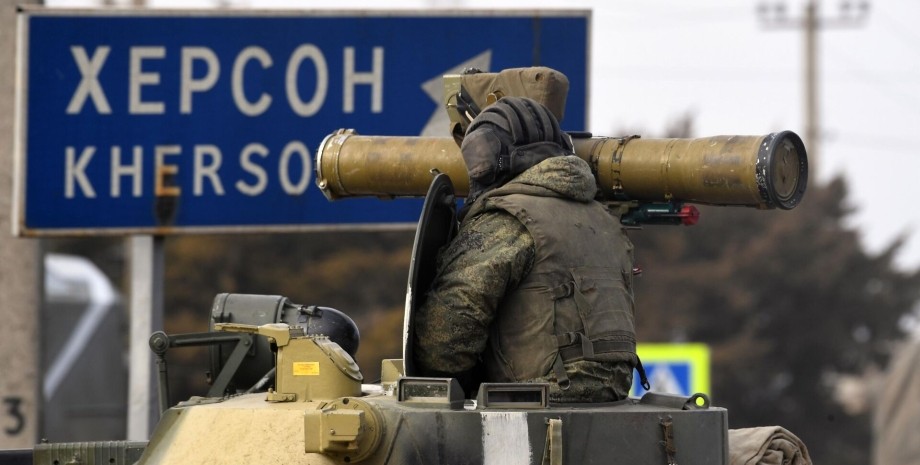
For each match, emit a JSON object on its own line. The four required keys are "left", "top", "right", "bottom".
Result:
{"left": 14, "top": 10, "right": 589, "bottom": 236}
{"left": 631, "top": 343, "right": 711, "bottom": 398}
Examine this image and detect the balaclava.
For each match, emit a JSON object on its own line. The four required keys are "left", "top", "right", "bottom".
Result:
{"left": 460, "top": 96, "right": 574, "bottom": 206}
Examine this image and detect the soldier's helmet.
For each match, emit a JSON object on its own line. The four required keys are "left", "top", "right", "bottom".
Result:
{"left": 460, "top": 96, "right": 574, "bottom": 203}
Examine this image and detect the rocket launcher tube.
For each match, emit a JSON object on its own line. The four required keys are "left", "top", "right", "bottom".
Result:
{"left": 315, "top": 129, "right": 807, "bottom": 210}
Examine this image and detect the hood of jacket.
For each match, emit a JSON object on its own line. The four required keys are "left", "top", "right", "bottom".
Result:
{"left": 481, "top": 154, "right": 597, "bottom": 203}
{"left": 460, "top": 154, "right": 598, "bottom": 221}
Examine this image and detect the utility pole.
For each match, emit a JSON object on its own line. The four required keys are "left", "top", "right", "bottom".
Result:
{"left": 757, "top": 1, "right": 870, "bottom": 175}
{"left": 0, "top": 0, "right": 42, "bottom": 449}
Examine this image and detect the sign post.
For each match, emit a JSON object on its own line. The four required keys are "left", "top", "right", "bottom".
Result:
{"left": 0, "top": 0, "right": 40, "bottom": 449}
{"left": 126, "top": 236, "right": 164, "bottom": 440}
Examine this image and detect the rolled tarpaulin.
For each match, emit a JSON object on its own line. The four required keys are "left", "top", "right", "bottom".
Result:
{"left": 728, "top": 426, "right": 812, "bottom": 465}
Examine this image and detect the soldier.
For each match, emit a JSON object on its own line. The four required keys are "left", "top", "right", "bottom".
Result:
{"left": 414, "top": 96, "right": 645, "bottom": 402}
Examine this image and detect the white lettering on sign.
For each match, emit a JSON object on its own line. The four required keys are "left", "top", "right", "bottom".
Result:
{"left": 64, "top": 142, "right": 312, "bottom": 200}
{"left": 129, "top": 46, "right": 166, "bottom": 115}
{"left": 181, "top": 47, "right": 220, "bottom": 114}
{"left": 286, "top": 44, "right": 328, "bottom": 117}
{"left": 232, "top": 46, "right": 273, "bottom": 116}
{"left": 154, "top": 145, "right": 182, "bottom": 196}
{"left": 65, "top": 146, "right": 97, "bottom": 198}
{"left": 236, "top": 143, "right": 269, "bottom": 196}
{"left": 343, "top": 46, "right": 383, "bottom": 113}
{"left": 66, "top": 46, "right": 112, "bottom": 114}
{"left": 194, "top": 145, "right": 225, "bottom": 196}
{"left": 67, "top": 44, "right": 385, "bottom": 116}
{"left": 278, "top": 141, "right": 311, "bottom": 194}
{"left": 110, "top": 146, "right": 143, "bottom": 198}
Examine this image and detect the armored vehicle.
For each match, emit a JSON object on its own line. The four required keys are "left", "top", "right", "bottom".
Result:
{"left": 9, "top": 67, "right": 808, "bottom": 465}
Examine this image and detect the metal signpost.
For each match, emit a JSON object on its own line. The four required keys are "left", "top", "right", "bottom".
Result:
{"left": 1, "top": 0, "right": 40, "bottom": 449}
{"left": 13, "top": 8, "right": 589, "bottom": 439}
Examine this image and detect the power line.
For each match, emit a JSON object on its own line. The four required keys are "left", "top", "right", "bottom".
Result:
{"left": 875, "top": 10, "right": 920, "bottom": 62}
{"left": 757, "top": 0, "right": 871, "bottom": 175}
{"left": 823, "top": 47, "right": 920, "bottom": 118}
{"left": 597, "top": 64, "right": 797, "bottom": 82}
{"left": 828, "top": 131, "right": 920, "bottom": 156}
{"left": 757, "top": 1, "right": 871, "bottom": 29}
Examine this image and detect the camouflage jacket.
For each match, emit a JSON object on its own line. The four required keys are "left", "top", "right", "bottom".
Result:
{"left": 414, "top": 155, "right": 635, "bottom": 402}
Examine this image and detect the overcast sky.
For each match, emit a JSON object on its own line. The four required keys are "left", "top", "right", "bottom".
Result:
{"left": 47, "top": 0, "right": 920, "bottom": 269}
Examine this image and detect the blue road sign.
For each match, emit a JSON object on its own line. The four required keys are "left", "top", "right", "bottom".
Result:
{"left": 631, "top": 343, "right": 711, "bottom": 398}
{"left": 13, "top": 9, "right": 589, "bottom": 236}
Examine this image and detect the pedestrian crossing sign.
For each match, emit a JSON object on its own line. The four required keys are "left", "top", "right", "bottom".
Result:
{"left": 631, "top": 343, "right": 710, "bottom": 397}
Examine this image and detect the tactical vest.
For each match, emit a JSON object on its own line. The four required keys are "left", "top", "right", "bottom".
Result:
{"left": 477, "top": 192, "right": 639, "bottom": 385}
